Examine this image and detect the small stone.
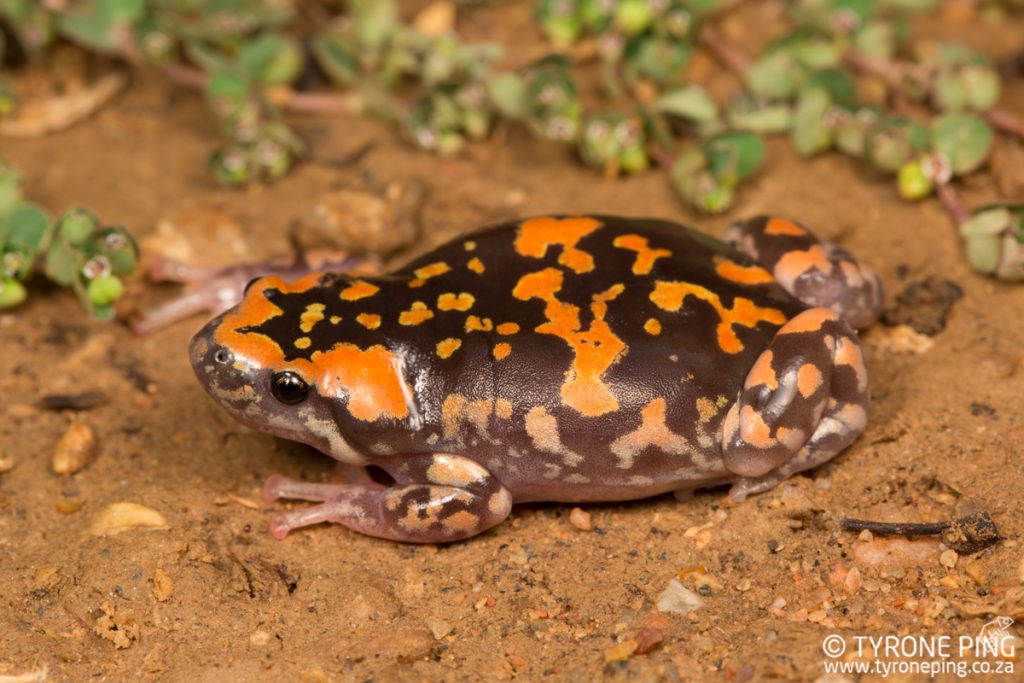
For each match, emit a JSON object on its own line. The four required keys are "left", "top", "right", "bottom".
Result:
{"left": 89, "top": 502, "right": 168, "bottom": 536}
{"left": 55, "top": 496, "right": 85, "bottom": 514}
{"left": 300, "top": 671, "right": 329, "bottom": 683}
{"left": 250, "top": 630, "right": 272, "bottom": 646}
{"left": 603, "top": 639, "right": 638, "bottom": 662}
{"left": 569, "top": 507, "right": 592, "bottom": 531}
{"left": 656, "top": 579, "right": 705, "bottom": 615}
{"left": 152, "top": 568, "right": 175, "bottom": 602}
{"left": 807, "top": 609, "right": 827, "bottom": 623}
{"left": 843, "top": 567, "right": 862, "bottom": 595}
{"left": 426, "top": 617, "right": 453, "bottom": 640}
{"left": 94, "top": 602, "right": 139, "bottom": 649}
{"left": 414, "top": 1, "right": 455, "bottom": 36}
{"left": 940, "top": 549, "right": 959, "bottom": 570}
{"left": 736, "top": 579, "right": 752, "bottom": 592}
{"left": 634, "top": 627, "right": 663, "bottom": 655}
{"left": 0, "top": 454, "right": 15, "bottom": 473}
{"left": 52, "top": 421, "right": 97, "bottom": 475}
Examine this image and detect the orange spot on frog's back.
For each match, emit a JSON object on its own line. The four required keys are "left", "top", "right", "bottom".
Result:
{"left": 715, "top": 259, "right": 775, "bottom": 286}
{"left": 340, "top": 280, "right": 380, "bottom": 301}
{"left": 514, "top": 267, "right": 627, "bottom": 417}
{"left": 409, "top": 261, "right": 451, "bottom": 288}
{"left": 650, "top": 280, "right": 787, "bottom": 353}
{"left": 612, "top": 234, "right": 671, "bottom": 275}
{"left": 514, "top": 216, "right": 602, "bottom": 274}
{"left": 765, "top": 217, "right": 808, "bottom": 236}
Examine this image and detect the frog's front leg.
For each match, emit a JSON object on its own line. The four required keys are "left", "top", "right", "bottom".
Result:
{"left": 261, "top": 454, "right": 513, "bottom": 543}
{"left": 722, "top": 308, "right": 869, "bottom": 500}
{"left": 727, "top": 216, "right": 884, "bottom": 329}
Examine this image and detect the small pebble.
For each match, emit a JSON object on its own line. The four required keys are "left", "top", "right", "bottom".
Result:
{"left": 569, "top": 507, "right": 592, "bottom": 531}
{"left": 0, "top": 454, "right": 15, "bottom": 473}
{"left": 656, "top": 579, "right": 705, "bottom": 615}
{"left": 152, "top": 568, "right": 175, "bottom": 602}
{"left": 603, "top": 639, "right": 638, "bottom": 662}
{"left": 250, "top": 630, "right": 272, "bottom": 646}
{"left": 89, "top": 502, "right": 168, "bottom": 536}
{"left": 634, "top": 627, "right": 664, "bottom": 655}
{"left": 940, "top": 549, "right": 959, "bottom": 570}
{"left": 52, "top": 421, "right": 97, "bottom": 475}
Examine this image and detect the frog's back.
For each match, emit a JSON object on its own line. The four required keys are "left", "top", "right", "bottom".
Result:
{"left": 385, "top": 216, "right": 808, "bottom": 500}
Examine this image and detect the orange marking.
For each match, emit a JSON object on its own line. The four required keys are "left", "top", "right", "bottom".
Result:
{"left": 493, "top": 343, "right": 512, "bottom": 361}
{"left": 779, "top": 308, "right": 837, "bottom": 335}
{"left": 340, "top": 280, "right": 380, "bottom": 301}
{"left": 609, "top": 398, "right": 696, "bottom": 468}
{"left": 399, "top": 301, "right": 434, "bottom": 326}
{"left": 644, "top": 318, "right": 661, "bottom": 335}
{"left": 329, "top": 315, "right": 341, "bottom": 325}
{"left": 775, "top": 246, "right": 833, "bottom": 289}
{"left": 467, "top": 257, "right": 485, "bottom": 274}
{"left": 356, "top": 313, "right": 381, "bottom": 330}
{"left": 765, "top": 217, "right": 808, "bottom": 236}
{"left": 513, "top": 268, "right": 626, "bottom": 417}
{"left": 740, "top": 405, "right": 775, "bottom": 448}
{"left": 650, "top": 281, "right": 787, "bottom": 354}
{"left": 409, "top": 261, "right": 451, "bottom": 288}
{"left": 299, "top": 303, "right": 326, "bottom": 333}
{"left": 443, "top": 510, "right": 480, "bottom": 534}
{"left": 436, "top": 338, "right": 462, "bottom": 359}
{"left": 465, "top": 315, "right": 493, "bottom": 332}
{"left": 294, "top": 337, "right": 311, "bottom": 350}
{"left": 496, "top": 322, "right": 519, "bottom": 335}
{"left": 715, "top": 259, "right": 775, "bottom": 286}
{"left": 438, "top": 292, "right": 475, "bottom": 312}
{"left": 746, "top": 350, "right": 778, "bottom": 390}
{"left": 612, "top": 234, "right": 671, "bottom": 275}
{"left": 495, "top": 399, "right": 513, "bottom": 419}
{"left": 514, "top": 216, "right": 601, "bottom": 274}
{"left": 796, "top": 363, "right": 823, "bottom": 398}
{"left": 215, "top": 281, "right": 412, "bottom": 421}
{"left": 464, "top": 241, "right": 477, "bottom": 251}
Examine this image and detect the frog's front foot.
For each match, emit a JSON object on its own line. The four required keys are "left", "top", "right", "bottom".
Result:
{"left": 261, "top": 454, "right": 513, "bottom": 543}
{"left": 723, "top": 307, "right": 870, "bottom": 500}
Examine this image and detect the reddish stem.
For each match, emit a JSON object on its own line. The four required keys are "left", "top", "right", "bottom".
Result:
{"left": 698, "top": 25, "right": 750, "bottom": 77}
{"left": 936, "top": 180, "right": 969, "bottom": 227}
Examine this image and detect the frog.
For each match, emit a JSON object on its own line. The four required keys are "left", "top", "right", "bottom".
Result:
{"left": 189, "top": 215, "right": 883, "bottom": 543}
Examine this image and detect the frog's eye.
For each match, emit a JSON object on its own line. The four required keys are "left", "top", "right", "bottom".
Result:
{"left": 271, "top": 371, "right": 309, "bottom": 405}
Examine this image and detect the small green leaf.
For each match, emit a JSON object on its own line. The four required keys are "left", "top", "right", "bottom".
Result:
{"left": 960, "top": 207, "right": 1011, "bottom": 237}
{"left": 747, "top": 50, "right": 802, "bottom": 101}
{"left": 805, "top": 68, "right": 857, "bottom": 107}
{"left": 239, "top": 34, "right": 302, "bottom": 86}
{"left": 44, "top": 243, "right": 80, "bottom": 286}
{"left": 86, "top": 274, "right": 125, "bottom": 307}
{"left": 897, "top": 159, "right": 933, "bottom": 200}
{"left": 310, "top": 32, "right": 360, "bottom": 87}
{"left": 351, "top": 0, "right": 398, "bottom": 49}
{"left": 7, "top": 204, "right": 50, "bottom": 250}
{"left": 792, "top": 87, "right": 833, "bottom": 156}
{"left": 0, "top": 165, "right": 22, "bottom": 221}
{"left": 97, "top": 227, "right": 138, "bottom": 275}
{"left": 487, "top": 73, "right": 527, "bottom": 119}
{"left": 56, "top": 208, "right": 99, "bottom": 244}
{"left": 0, "top": 276, "right": 27, "bottom": 309}
{"left": 931, "top": 113, "right": 993, "bottom": 175}
{"left": 726, "top": 98, "right": 793, "bottom": 133}
{"left": 655, "top": 86, "right": 718, "bottom": 125}
{"left": 206, "top": 70, "right": 249, "bottom": 101}
{"left": 703, "top": 132, "right": 765, "bottom": 182}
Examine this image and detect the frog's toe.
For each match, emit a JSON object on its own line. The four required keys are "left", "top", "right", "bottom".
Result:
{"left": 727, "top": 216, "right": 884, "bottom": 329}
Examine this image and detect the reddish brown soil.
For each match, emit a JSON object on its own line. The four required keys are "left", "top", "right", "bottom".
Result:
{"left": 2, "top": 3, "right": 1024, "bottom": 681}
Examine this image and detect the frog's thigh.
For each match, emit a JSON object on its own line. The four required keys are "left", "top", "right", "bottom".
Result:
{"left": 726, "top": 216, "right": 884, "bottom": 329}
{"left": 262, "top": 454, "right": 513, "bottom": 543}
{"left": 722, "top": 308, "right": 869, "bottom": 499}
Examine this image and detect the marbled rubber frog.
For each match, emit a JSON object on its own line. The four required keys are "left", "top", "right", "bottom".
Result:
{"left": 190, "top": 216, "right": 883, "bottom": 543}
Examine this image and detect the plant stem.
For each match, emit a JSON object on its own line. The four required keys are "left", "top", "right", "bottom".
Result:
{"left": 936, "top": 180, "right": 969, "bottom": 227}
{"left": 698, "top": 25, "right": 750, "bottom": 77}
{"left": 841, "top": 517, "right": 949, "bottom": 537}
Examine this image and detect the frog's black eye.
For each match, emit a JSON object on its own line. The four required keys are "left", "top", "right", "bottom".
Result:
{"left": 271, "top": 371, "right": 309, "bottom": 405}
{"left": 244, "top": 278, "right": 261, "bottom": 295}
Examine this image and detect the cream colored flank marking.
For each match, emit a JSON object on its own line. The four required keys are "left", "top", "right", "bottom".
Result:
{"left": 436, "top": 338, "right": 462, "bottom": 359}
{"left": 464, "top": 241, "right": 477, "bottom": 251}
{"left": 426, "top": 454, "right": 489, "bottom": 488}
{"left": 796, "top": 363, "right": 823, "bottom": 398}
{"left": 524, "top": 406, "right": 583, "bottom": 467}
{"left": 488, "top": 490, "right": 513, "bottom": 515}
{"left": 438, "top": 292, "right": 475, "bottom": 311}
{"left": 399, "top": 301, "right": 434, "bottom": 326}
{"left": 356, "top": 313, "right": 381, "bottom": 329}
{"left": 494, "top": 399, "right": 514, "bottom": 420}
{"left": 300, "top": 303, "right": 326, "bottom": 333}
{"left": 610, "top": 398, "right": 700, "bottom": 469}
{"left": 441, "top": 394, "right": 497, "bottom": 446}
{"left": 329, "top": 315, "right": 342, "bottom": 325}
{"left": 443, "top": 510, "right": 481, "bottom": 535}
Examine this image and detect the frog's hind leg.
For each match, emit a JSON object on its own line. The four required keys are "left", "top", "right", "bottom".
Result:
{"left": 261, "top": 454, "right": 513, "bottom": 543}
{"left": 727, "top": 216, "right": 884, "bottom": 329}
{"left": 722, "top": 308, "right": 869, "bottom": 500}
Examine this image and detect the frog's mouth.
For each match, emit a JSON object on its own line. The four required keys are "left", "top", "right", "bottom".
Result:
{"left": 189, "top": 317, "right": 366, "bottom": 465}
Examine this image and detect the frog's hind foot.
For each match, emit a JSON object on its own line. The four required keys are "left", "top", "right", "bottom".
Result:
{"left": 261, "top": 454, "right": 513, "bottom": 543}
{"left": 722, "top": 307, "right": 870, "bottom": 500}
{"left": 727, "top": 216, "right": 884, "bottom": 329}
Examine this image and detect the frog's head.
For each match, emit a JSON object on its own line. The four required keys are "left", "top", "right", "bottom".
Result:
{"left": 189, "top": 272, "right": 375, "bottom": 464}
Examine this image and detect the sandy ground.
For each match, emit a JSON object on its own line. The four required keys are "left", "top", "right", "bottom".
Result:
{"left": 2, "top": 2, "right": 1024, "bottom": 681}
